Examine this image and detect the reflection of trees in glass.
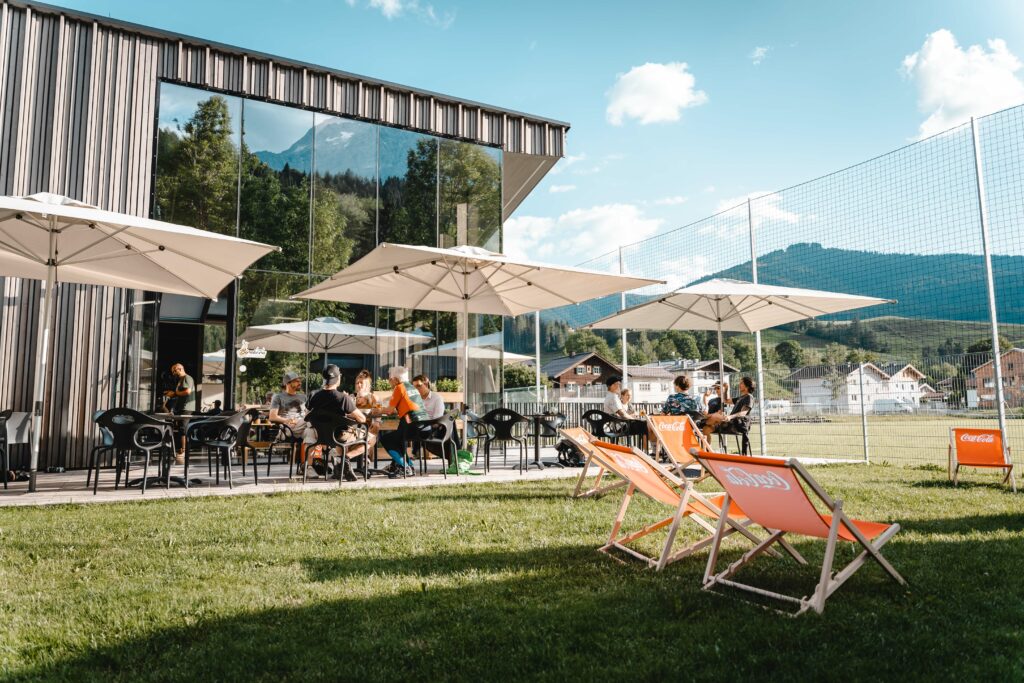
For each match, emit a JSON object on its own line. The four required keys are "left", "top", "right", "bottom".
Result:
{"left": 313, "top": 171, "right": 376, "bottom": 273}
{"left": 154, "top": 95, "right": 238, "bottom": 234}
{"left": 440, "top": 140, "right": 501, "bottom": 250}
{"left": 379, "top": 135, "right": 437, "bottom": 246}
{"left": 239, "top": 152, "right": 310, "bottom": 273}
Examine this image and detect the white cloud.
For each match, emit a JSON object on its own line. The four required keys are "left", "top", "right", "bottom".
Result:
{"left": 504, "top": 204, "right": 664, "bottom": 263}
{"left": 750, "top": 46, "right": 770, "bottom": 66}
{"left": 903, "top": 29, "right": 1024, "bottom": 139}
{"left": 361, "top": 0, "right": 454, "bottom": 27}
{"left": 653, "top": 195, "right": 688, "bottom": 206}
{"left": 701, "top": 192, "right": 800, "bottom": 236}
{"left": 606, "top": 62, "right": 708, "bottom": 125}
{"left": 549, "top": 184, "right": 576, "bottom": 194}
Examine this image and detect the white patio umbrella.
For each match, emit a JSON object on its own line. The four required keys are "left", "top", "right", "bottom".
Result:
{"left": 294, "top": 243, "right": 662, "bottom": 402}
{"left": 0, "top": 193, "right": 278, "bottom": 490}
{"left": 238, "top": 316, "right": 433, "bottom": 356}
{"left": 588, "top": 278, "right": 893, "bottom": 451}
{"left": 412, "top": 333, "right": 533, "bottom": 363}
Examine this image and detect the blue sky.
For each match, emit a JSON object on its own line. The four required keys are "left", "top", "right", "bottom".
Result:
{"left": 51, "top": 0, "right": 1024, "bottom": 264}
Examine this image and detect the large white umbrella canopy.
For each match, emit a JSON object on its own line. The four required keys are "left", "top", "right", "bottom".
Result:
{"left": 589, "top": 278, "right": 893, "bottom": 452}
{"left": 238, "top": 316, "right": 433, "bottom": 355}
{"left": 294, "top": 243, "right": 662, "bottom": 316}
{"left": 0, "top": 193, "right": 278, "bottom": 490}
{"left": 0, "top": 193, "right": 276, "bottom": 298}
{"left": 588, "top": 279, "right": 893, "bottom": 334}
{"left": 295, "top": 243, "right": 662, "bottom": 402}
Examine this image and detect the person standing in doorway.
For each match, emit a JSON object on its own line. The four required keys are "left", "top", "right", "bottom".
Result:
{"left": 164, "top": 363, "right": 196, "bottom": 463}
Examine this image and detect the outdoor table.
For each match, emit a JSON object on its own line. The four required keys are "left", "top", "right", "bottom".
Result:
{"left": 132, "top": 412, "right": 205, "bottom": 488}
{"left": 523, "top": 414, "right": 563, "bottom": 471}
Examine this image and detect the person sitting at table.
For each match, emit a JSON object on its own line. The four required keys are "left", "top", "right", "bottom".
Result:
{"left": 204, "top": 400, "right": 222, "bottom": 416}
{"left": 354, "top": 368, "right": 374, "bottom": 409}
{"left": 702, "top": 377, "right": 755, "bottom": 440}
{"left": 304, "top": 364, "right": 375, "bottom": 481}
{"left": 412, "top": 374, "right": 446, "bottom": 419}
{"left": 374, "top": 366, "right": 429, "bottom": 478}
{"left": 269, "top": 371, "right": 308, "bottom": 441}
{"left": 663, "top": 376, "right": 703, "bottom": 417}
{"left": 620, "top": 388, "right": 638, "bottom": 418}
{"left": 603, "top": 376, "right": 628, "bottom": 418}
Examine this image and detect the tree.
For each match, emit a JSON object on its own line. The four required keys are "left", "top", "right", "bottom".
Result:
{"left": 503, "top": 364, "right": 549, "bottom": 389}
{"left": 822, "top": 342, "right": 846, "bottom": 367}
{"left": 563, "top": 330, "right": 612, "bottom": 359}
{"left": 966, "top": 336, "right": 1012, "bottom": 355}
{"left": 653, "top": 337, "right": 678, "bottom": 361}
{"left": 668, "top": 331, "right": 700, "bottom": 360}
{"left": 775, "top": 339, "right": 805, "bottom": 368}
{"left": 728, "top": 338, "right": 755, "bottom": 371}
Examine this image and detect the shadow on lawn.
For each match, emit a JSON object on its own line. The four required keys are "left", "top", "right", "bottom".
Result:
{"left": 10, "top": 518, "right": 1024, "bottom": 681}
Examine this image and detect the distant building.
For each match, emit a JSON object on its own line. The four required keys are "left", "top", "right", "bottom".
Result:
{"left": 541, "top": 352, "right": 620, "bottom": 389}
{"left": 655, "top": 359, "right": 740, "bottom": 397}
{"left": 623, "top": 365, "right": 675, "bottom": 403}
{"left": 785, "top": 362, "right": 927, "bottom": 413}
{"left": 971, "top": 348, "right": 1024, "bottom": 408}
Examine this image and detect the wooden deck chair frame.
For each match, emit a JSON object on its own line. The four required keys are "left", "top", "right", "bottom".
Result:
{"left": 582, "top": 439, "right": 802, "bottom": 571}
{"left": 562, "top": 427, "right": 629, "bottom": 499}
{"left": 948, "top": 427, "right": 1016, "bottom": 493}
{"left": 647, "top": 414, "right": 715, "bottom": 481}
{"left": 693, "top": 448, "right": 906, "bottom": 616}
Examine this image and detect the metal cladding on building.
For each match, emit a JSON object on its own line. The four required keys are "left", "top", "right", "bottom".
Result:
{"left": 0, "top": 0, "right": 568, "bottom": 468}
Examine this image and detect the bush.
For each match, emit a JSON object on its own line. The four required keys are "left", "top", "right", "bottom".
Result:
{"left": 436, "top": 378, "right": 462, "bottom": 392}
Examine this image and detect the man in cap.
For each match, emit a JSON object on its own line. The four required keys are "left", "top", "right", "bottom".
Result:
{"left": 603, "top": 375, "right": 628, "bottom": 418}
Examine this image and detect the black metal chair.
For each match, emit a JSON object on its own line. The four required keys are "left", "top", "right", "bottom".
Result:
{"left": 527, "top": 411, "right": 566, "bottom": 468}
{"left": 408, "top": 414, "right": 457, "bottom": 478}
{"left": 88, "top": 408, "right": 173, "bottom": 495}
{"left": 581, "top": 410, "right": 630, "bottom": 443}
{"left": 0, "top": 409, "right": 10, "bottom": 489}
{"left": 303, "top": 409, "right": 371, "bottom": 486}
{"left": 715, "top": 419, "right": 752, "bottom": 455}
{"left": 255, "top": 422, "right": 298, "bottom": 479}
{"left": 186, "top": 409, "right": 259, "bottom": 489}
{"left": 479, "top": 408, "right": 529, "bottom": 473}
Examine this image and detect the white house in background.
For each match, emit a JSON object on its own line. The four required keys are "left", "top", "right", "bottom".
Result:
{"left": 785, "top": 362, "right": 928, "bottom": 414}
{"left": 624, "top": 365, "right": 675, "bottom": 404}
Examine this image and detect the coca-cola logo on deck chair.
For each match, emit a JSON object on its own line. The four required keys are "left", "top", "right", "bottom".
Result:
{"left": 721, "top": 466, "right": 792, "bottom": 492}
{"left": 960, "top": 432, "right": 995, "bottom": 444}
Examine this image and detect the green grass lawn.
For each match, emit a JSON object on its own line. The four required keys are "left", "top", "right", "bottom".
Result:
{"left": 1, "top": 466, "right": 1022, "bottom": 681}
{"left": 750, "top": 415, "right": 1024, "bottom": 468}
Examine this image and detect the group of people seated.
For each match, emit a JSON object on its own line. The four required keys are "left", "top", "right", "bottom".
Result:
{"left": 267, "top": 365, "right": 450, "bottom": 481}
{"left": 602, "top": 373, "right": 755, "bottom": 440}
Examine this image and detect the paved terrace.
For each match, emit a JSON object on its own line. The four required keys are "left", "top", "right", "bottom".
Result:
{"left": 0, "top": 447, "right": 580, "bottom": 507}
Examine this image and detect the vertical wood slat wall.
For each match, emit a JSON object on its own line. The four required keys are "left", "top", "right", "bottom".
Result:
{"left": 0, "top": 0, "right": 568, "bottom": 468}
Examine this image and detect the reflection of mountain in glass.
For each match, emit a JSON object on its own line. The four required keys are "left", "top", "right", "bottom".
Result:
{"left": 255, "top": 118, "right": 377, "bottom": 176}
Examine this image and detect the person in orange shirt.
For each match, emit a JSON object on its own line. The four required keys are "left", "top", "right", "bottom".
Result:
{"left": 373, "top": 366, "right": 428, "bottom": 478}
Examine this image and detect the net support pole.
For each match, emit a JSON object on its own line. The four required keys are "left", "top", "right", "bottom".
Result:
{"left": 619, "top": 246, "right": 628, "bottom": 386}
{"left": 534, "top": 310, "right": 542, "bottom": 402}
{"left": 858, "top": 362, "right": 870, "bottom": 464}
{"left": 747, "top": 198, "right": 767, "bottom": 456}
{"left": 970, "top": 116, "right": 1010, "bottom": 465}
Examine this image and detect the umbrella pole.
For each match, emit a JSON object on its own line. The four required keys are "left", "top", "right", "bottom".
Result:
{"left": 716, "top": 325, "right": 725, "bottom": 405}
{"left": 28, "top": 217, "right": 58, "bottom": 492}
{"left": 463, "top": 268, "right": 470, "bottom": 412}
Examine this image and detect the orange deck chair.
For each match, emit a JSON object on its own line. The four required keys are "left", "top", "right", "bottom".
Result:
{"left": 948, "top": 427, "right": 1016, "bottom": 492}
{"left": 563, "top": 427, "right": 629, "bottom": 499}
{"left": 648, "top": 414, "right": 715, "bottom": 480}
{"left": 693, "top": 448, "right": 906, "bottom": 615}
{"left": 574, "top": 438, "right": 799, "bottom": 571}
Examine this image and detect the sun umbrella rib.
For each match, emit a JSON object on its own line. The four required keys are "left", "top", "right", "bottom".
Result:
{"left": 56, "top": 223, "right": 134, "bottom": 265}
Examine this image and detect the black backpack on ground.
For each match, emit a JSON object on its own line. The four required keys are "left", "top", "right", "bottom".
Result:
{"left": 555, "top": 438, "right": 587, "bottom": 467}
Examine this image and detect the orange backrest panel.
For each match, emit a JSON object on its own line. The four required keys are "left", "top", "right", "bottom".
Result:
{"left": 695, "top": 451, "right": 833, "bottom": 539}
{"left": 648, "top": 415, "right": 700, "bottom": 464}
{"left": 951, "top": 428, "right": 1006, "bottom": 466}
{"left": 592, "top": 440, "right": 681, "bottom": 508}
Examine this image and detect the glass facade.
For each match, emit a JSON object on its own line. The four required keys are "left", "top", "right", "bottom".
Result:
{"left": 153, "top": 82, "right": 504, "bottom": 409}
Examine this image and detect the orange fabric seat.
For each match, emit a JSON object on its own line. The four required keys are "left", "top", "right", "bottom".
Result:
{"left": 948, "top": 428, "right": 1016, "bottom": 492}
{"left": 693, "top": 448, "right": 907, "bottom": 615}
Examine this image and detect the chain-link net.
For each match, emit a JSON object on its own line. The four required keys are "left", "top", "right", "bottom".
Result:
{"left": 526, "top": 105, "right": 1024, "bottom": 472}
